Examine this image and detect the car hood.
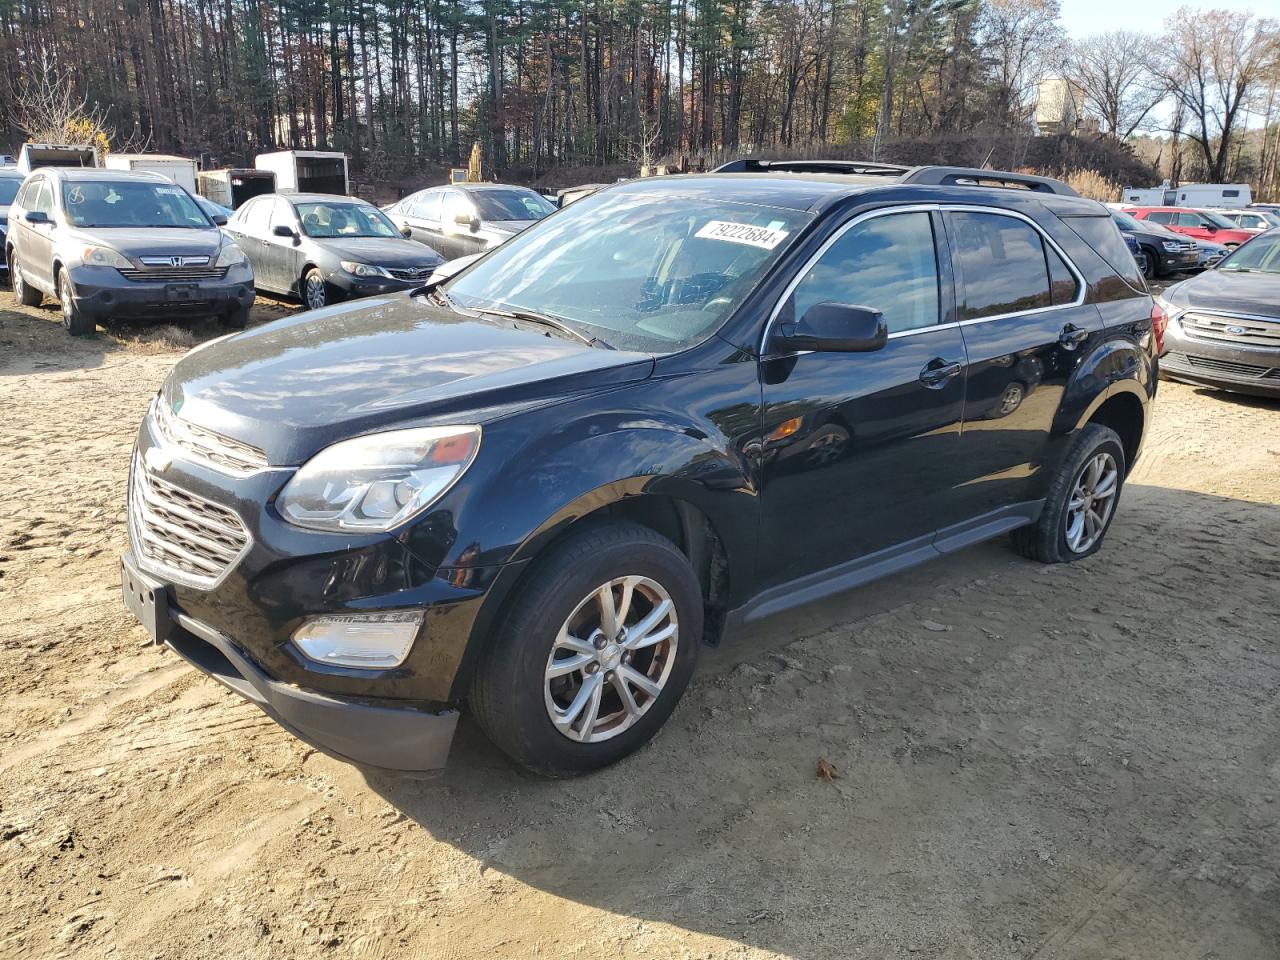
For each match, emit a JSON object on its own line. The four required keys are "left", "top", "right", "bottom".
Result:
{"left": 314, "top": 236, "right": 443, "bottom": 267}
{"left": 163, "top": 296, "right": 654, "bottom": 464}
{"left": 69, "top": 227, "right": 225, "bottom": 258}
{"left": 1164, "top": 269, "right": 1280, "bottom": 321}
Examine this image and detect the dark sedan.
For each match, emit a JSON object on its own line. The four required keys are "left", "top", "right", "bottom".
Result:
{"left": 224, "top": 193, "right": 444, "bottom": 309}
{"left": 383, "top": 183, "right": 556, "bottom": 261}
{"left": 1158, "top": 230, "right": 1280, "bottom": 397}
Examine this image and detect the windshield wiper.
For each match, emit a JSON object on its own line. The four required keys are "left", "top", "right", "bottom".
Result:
{"left": 481, "top": 306, "right": 612, "bottom": 349}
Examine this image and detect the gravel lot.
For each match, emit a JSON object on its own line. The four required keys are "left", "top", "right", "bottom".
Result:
{"left": 1, "top": 292, "right": 1278, "bottom": 960}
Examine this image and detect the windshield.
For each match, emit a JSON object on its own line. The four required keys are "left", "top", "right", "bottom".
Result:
{"left": 444, "top": 190, "right": 812, "bottom": 352}
{"left": 1217, "top": 235, "right": 1280, "bottom": 274}
{"left": 1202, "top": 210, "right": 1237, "bottom": 229}
{"left": 471, "top": 190, "right": 556, "bottom": 222}
{"left": 61, "top": 180, "right": 212, "bottom": 229}
{"left": 0, "top": 179, "right": 20, "bottom": 206}
{"left": 297, "top": 201, "right": 399, "bottom": 238}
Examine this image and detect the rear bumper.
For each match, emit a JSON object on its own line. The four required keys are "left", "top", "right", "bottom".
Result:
{"left": 168, "top": 610, "right": 460, "bottom": 772}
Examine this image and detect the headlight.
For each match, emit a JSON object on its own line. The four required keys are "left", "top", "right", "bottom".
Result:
{"left": 215, "top": 243, "right": 247, "bottom": 267}
{"left": 340, "top": 260, "right": 389, "bottom": 278}
{"left": 277, "top": 425, "right": 481, "bottom": 532}
{"left": 1161, "top": 240, "right": 1184, "bottom": 252}
{"left": 1154, "top": 294, "right": 1183, "bottom": 323}
{"left": 82, "top": 245, "right": 131, "bottom": 268}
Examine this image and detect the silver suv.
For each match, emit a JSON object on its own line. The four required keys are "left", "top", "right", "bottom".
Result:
{"left": 4, "top": 168, "right": 255, "bottom": 335}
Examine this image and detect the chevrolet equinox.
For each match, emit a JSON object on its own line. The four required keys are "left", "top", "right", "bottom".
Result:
{"left": 121, "top": 162, "right": 1160, "bottom": 776}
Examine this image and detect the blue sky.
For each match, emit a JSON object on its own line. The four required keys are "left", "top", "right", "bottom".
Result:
{"left": 1059, "top": 0, "right": 1266, "bottom": 37}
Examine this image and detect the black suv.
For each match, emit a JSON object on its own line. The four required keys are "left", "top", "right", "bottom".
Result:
{"left": 120, "top": 163, "right": 1159, "bottom": 777}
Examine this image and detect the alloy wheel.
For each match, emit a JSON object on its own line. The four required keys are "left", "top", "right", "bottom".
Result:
{"left": 60, "top": 277, "right": 74, "bottom": 325}
{"left": 12, "top": 261, "right": 24, "bottom": 299}
{"left": 544, "top": 575, "right": 679, "bottom": 743}
{"left": 305, "top": 274, "right": 327, "bottom": 309}
{"left": 1065, "top": 451, "right": 1118, "bottom": 553}
{"left": 998, "top": 382, "right": 1025, "bottom": 416}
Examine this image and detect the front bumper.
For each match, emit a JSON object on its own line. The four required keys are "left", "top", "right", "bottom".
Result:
{"left": 68, "top": 264, "right": 255, "bottom": 320}
{"left": 123, "top": 551, "right": 460, "bottom": 771}
{"left": 328, "top": 271, "right": 438, "bottom": 299}
{"left": 1162, "top": 322, "right": 1280, "bottom": 396}
{"left": 1157, "top": 249, "right": 1199, "bottom": 273}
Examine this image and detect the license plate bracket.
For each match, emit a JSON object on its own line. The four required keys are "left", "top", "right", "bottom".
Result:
{"left": 165, "top": 284, "right": 196, "bottom": 301}
{"left": 121, "top": 556, "right": 171, "bottom": 645}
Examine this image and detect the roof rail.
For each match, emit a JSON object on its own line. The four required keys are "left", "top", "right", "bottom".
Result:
{"left": 712, "top": 158, "right": 912, "bottom": 177}
{"left": 900, "top": 166, "right": 1078, "bottom": 196}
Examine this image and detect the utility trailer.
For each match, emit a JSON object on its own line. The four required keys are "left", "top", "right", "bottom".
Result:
{"left": 17, "top": 143, "right": 99, "bottom": 173}
{"left": 103, "top": 153, "right": 198, "bottom": 192}
{"left": 254, "top": 150, "right": 349, "bottom": 195}
{"left": 197, "top": 168, "right": 277, "bottom": 209}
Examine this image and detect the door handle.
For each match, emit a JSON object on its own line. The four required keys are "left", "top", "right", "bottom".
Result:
{"left": 919, "top": 358, "right": 963, "bottom": 387}
{"left": 1059, "top": 324, "right": 1090, "bottom": 349}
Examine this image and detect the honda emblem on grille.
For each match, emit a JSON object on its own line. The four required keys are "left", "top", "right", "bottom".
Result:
{"left": 144, "top": 447, "right": 173, "bottom": 474}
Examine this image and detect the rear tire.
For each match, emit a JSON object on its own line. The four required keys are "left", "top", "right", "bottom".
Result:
{"left": 1011, "top": 424, "right": 1126, "bottom": 564}
{"left": 469, "top": 520, "right": 703, "bottom": 777}
{"left": 58, "top": 269, "right": 95, "bottom": 336}
{"left": 11, "top": 253, "right": 43, "bottom": 306}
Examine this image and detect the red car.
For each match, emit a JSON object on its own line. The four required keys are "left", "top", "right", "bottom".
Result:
{"left": 1127, "top": 206, "right": 1254, "bottom": 248}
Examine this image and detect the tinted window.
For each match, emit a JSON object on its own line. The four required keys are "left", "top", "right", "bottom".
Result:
{"left": 950, "top": 212, "right": 1051, "bottom": 319}
{"left": 412, "top": 190, "right": 443, "bottom": 222}
{"left": 786, "top": 211, "right": 939, "bottom": 333}
{"left": 470, "top": 189, "right": 556, "bottom": 221}
{"left": 0, "top": 179, "right": 20, "bottom": 205}
{"left": 1146, "top": 211, "right": 1174, "bottom": 224}
{"left": 1065, "top": 215, "right": 1144, "bottom": 289}
{"left": 1047, "top": 245, "right": 1079, "bottom": 304}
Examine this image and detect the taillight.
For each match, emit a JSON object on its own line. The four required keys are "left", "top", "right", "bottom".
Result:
{"left": 1150, "top": 300, "right": 1167, "bottom": 355}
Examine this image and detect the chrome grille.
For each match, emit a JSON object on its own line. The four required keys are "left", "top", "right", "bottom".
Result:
{"left": 386, "top": 265, "right": 437, "bottom": 281}
{"left": 1167, "top": 352, "right": 1280, "bottom": 380}
{"left": 1180, "top": 312, "right": 1280, "bottom": 349}
{"left": 129, "top": 456, "right": 250, "bottom": 587}
{"left": 154, "top": 398, "right": 268, "bottom": 476}
{"left": 117, "top": 266, "right": 228, "bottom": 282}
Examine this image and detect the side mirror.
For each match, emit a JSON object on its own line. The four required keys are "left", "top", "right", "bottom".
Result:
{"left": 400, "top": 225, "right": 413, "bottom": 239}
{"left": 25, "top": 210, "right": 50, "bottom": 225}
{"left": 1205, "top": 224, "right": 1217, "bottom": 232}
{"left": 273, "top": 224, "right": 296, "bottom": 238}
{"left": 212, "top": 214, "right": 228, "bottom": 226}
{"left": 452, "top": 211, "right": 473, "bottom": 227}
{"left": 773, "top": 302, "right": 888, "bottom": 353}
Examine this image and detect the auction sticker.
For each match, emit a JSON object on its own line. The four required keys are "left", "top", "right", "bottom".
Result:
{"left": 695, "top": 220, "right": 789, "bottom": 250}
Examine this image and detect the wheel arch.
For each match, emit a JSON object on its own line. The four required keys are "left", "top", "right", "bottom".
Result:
{"left": 1084, "top": 388, "right": 1146, "bottom": 474}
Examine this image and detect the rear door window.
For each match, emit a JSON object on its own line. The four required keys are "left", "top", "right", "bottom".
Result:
{"left": 949, "top": 212, "right": 1052, "bottom": 319}
{"left": 785, "top": 211, "right": 940, "bottom": 334}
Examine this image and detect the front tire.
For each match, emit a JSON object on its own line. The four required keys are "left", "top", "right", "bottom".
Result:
{"left": 469, "top": 520, "right": 703, "bottom": 777}
{"left": 11, "top": 253, "right": 43, "bottom": 306}
{"left": 301, "top": 268, "right": 329, "bottom": 310}
{"left": 58, "top": 269, "right": 95, "bottom": 336}
{"left": 1011, "top": 424, "right": 1126, "bottom": 564}
{"left": 1140, "top": 247, "right": 1159, "bottom": 281}
{"left": 221, "top": 304, "right": 250, "bottom": 329}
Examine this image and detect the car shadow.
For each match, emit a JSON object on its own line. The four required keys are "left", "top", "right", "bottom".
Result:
{"left": 362, "top": 485, "right": 1280, "bottom": 958}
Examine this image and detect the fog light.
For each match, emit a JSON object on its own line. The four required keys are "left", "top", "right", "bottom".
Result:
{"left": 292, "top": 612, "right": 422, "bottom": 669}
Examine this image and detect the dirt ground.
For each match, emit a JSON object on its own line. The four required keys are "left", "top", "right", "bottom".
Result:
{"left": 1, "top": 290, "right": 1278, "bottom": 960}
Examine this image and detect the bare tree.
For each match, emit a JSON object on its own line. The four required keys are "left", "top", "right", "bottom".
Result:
{"left": 1154, "top": 8, "right": 1279, "bottom": 183}
{"left": 1068, "top": 31, "right": 1167, "bottom": 139}
{"left": 9, "top": 57, "right": 147, "bottom": 154}
{"left": 979, "top": 0, "right": 1066, "bottom": 127}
